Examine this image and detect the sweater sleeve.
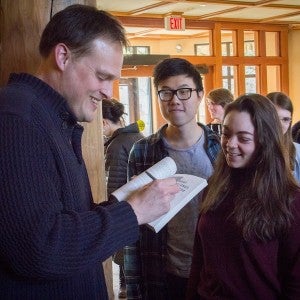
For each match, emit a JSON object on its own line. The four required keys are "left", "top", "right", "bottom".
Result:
{"left": 0, "top": 115, "right": 139, "bottom": 280}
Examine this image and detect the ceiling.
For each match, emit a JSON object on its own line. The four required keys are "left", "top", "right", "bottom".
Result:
{"left": 96, "top": 0, "right": 300, "bottom": 40}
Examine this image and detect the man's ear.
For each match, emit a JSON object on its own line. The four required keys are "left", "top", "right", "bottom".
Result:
{"left": 54, "top": 43, "right": 70, "bottom": 71}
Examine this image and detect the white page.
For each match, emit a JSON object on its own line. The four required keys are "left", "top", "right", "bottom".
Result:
{"left": 148, "top": 174, "right": 207, "bottom": 232}
{"left": 112, "top": 157, "right": 177, "bottom": 201}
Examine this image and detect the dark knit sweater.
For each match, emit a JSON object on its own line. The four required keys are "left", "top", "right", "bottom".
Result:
{"left": 187, "top": 192, "right": 300, "bottom": 300}
{"left": 0, "top": 73, "right": 139, "bottom": 299}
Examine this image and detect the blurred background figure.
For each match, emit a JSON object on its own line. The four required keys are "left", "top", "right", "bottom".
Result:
{"left": 266, "top": 92, "right": 300, "bottom": 183}
{"left": 102, "top": 98, "right": 144, "bottom": 298}
{"left": 206, "top": 88, "right": 234, "bottom": 135}
{"left": 292, "top": 120, "right": 300, "bottom": 144}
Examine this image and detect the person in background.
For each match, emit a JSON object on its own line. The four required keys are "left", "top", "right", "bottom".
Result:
{"left": 0, "top": 5, "right": 180, "bottom": 299}
{"left": 266, "top": 92, "right": 300, "bottom": 183}
{"left": 102, "top": 98, "right": 144, "bottom": 298}
{"left": 292, "top": 120, "right": 300, "bottom": 144}
{"left": 124, "top": 58, "right": 220, "bottom": 300}
{"left": 187, "top": 93, "right": 300, "bottom": 299}
{"left": 206, "top": 88, "right": 234, "bottom": 135}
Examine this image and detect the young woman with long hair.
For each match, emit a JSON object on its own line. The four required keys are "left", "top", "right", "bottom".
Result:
{"left": 187, "top": 93, "right": 300, "bottom": 299}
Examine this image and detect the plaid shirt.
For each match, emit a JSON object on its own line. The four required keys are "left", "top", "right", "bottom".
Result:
{"left": 124, "top": 123, "right": 221, "bottom": 300}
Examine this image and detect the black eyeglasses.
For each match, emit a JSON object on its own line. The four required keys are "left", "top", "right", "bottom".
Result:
{"left": 157, "top": 88, "right": 198, "bottom": 102}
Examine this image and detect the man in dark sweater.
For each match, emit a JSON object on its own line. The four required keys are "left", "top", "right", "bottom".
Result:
{"left": 0, "top": 5, "right": 179, "bottom": 299}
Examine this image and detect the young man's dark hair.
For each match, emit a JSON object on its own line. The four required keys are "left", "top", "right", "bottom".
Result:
{"left": 153, "top": 58, "right": 203, "bottom": 92}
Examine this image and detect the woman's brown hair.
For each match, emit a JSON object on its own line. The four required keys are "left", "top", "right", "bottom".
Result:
{"left": 201, "top": 93, "right": 299, "bottom": 241}
{"left": 266, "top": 92, "right": 295, "bottom": 171}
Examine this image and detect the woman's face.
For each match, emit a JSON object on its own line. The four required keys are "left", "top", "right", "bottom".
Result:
{"left": 206, "top": 99, "right": 225, "bottom": 122}
{"left": 221, "top": 110, "right": 256, "bottom": 169}
{"left": 274, "top": 104, "right": 292, "bottom": 135}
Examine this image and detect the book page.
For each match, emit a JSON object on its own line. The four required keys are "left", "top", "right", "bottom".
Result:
{"left": 147, "top": 174, "right": 207, "bottom": 232}
{"left": 112, "top": 157, "right": 177, "bottom": 201}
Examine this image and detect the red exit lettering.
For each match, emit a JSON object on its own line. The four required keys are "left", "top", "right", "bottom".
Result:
{"left": 165, "top": 16, "right": 185, "bottom": 31}
{"left": 170, "top": 17, "right": 182, "bottom": 30}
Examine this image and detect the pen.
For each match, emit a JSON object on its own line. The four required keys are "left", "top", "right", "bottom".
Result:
{"left": 145, "top": 171, "right": 157, "bottom": 180}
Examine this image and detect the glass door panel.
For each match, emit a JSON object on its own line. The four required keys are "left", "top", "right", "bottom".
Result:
{"left": 119, "top": 77, "right": 153, "bottom": 136}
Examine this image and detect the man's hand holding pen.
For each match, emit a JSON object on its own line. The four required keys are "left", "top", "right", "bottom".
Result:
{"left": 127, "top": 177, "right": 180, "bottom": 225}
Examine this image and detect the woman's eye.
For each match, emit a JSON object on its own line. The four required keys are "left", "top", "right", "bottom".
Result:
{"left": 239, "top": 137, "right": 251, "bottom": 142}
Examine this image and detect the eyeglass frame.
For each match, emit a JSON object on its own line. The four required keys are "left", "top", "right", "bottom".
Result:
{"left": 157, "top": 87, "right": 200, "bottom": 102}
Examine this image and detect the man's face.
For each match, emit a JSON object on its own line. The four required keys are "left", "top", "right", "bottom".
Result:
{"left": 157, "top": 75, "right": 203, "bottom": 127}
{"left": 62, "top": 38, "right": 123, "bottom": 122}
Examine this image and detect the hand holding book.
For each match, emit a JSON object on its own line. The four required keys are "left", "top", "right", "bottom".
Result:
{"left": 112, "top": 157, "right": 207, "bottom": 232}
{"left": 125, "top": 177, "right": 179, "bottom": 226}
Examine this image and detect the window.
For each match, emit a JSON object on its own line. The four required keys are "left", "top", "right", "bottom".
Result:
{"left": 245, "top": 66, "right": 259, "bottom": 93}
{"left": 194, "top": 43, "right": 210, "bottom": 56}
{"left": 124, "top": 46, "right": 150, "bottom": 55}
{"left": 119, "top": 77, "right": 153, "bottom": 136}
{"left": 222, "top": 66, "right": 237, "bottom": 96}
{"left": 221, "top": 30, "right": 236, "bottom": 56}
{"left": 244, "top": 31, "right": 257, "bottom": 56}
{"left": 265, "top": 32, "right": 280, "bottom": 56}
{"left": 267, "top": 65, "right": 281, "bottom": 92}
{"left": 244, "top": 40, "right": 255, "bottom": 56}
{"left": 194, "top": 30, "right": 212, "bottom": 56}
{"left": 222, "top": 42, "right": 234, "bottom": 56}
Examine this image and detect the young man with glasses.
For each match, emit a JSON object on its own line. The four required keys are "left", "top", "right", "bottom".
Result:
{"left": 124, "top": 58, "right": 221, "bottom": 300}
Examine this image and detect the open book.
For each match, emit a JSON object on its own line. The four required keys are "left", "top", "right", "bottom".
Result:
{"left": 111, "top": 157, "right": 208, "bottom": 233}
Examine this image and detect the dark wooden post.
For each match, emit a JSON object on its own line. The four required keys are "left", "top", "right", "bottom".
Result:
{"left": 0, "top": 0, "right": 113, "bottom": 298}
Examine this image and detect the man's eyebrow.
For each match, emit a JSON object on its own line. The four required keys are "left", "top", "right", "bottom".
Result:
{"left": 95, "top": 70, "right": 117, "bottom": 80}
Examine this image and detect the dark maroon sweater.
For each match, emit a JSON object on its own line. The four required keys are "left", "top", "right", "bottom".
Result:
{"left": 187, "top": 192, "right": 300, "bottom": 300}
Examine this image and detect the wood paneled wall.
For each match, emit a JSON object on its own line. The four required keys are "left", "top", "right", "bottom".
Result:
{"left": 0, "top": 1, "right": 113, "bottom": 298}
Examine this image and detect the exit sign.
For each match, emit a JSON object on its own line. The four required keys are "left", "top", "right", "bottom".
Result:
{"left": 164, "top": 15, "right": 185, "bottom": 31}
